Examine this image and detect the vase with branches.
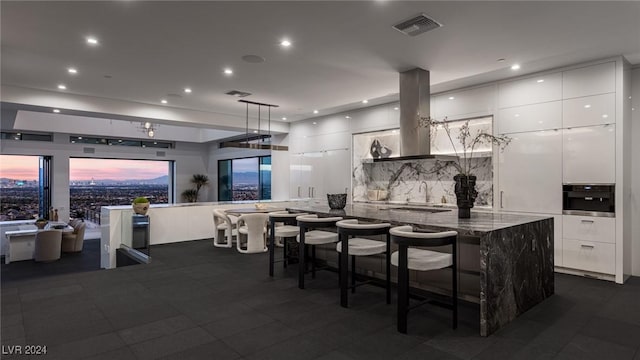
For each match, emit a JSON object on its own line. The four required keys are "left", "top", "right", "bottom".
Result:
{"left": 420, "top": 116, "right": 511, "bottom": 218}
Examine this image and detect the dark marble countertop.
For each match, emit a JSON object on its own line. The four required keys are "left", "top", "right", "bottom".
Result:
{"left": 287, "top": 202, "right": 551, "bottom": 235}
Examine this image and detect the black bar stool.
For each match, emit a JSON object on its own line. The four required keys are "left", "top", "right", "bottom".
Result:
{"left": 336, "top": 219, "right": 391, "bottom": 308}
{"left": 267, "top": 211, "right": 308, "bottom": 276}
{"left": 389, "top": 225, "right": 458, "bottom": 334}
{"left": 296, "top": 214, "right": 343, "bottom": 289}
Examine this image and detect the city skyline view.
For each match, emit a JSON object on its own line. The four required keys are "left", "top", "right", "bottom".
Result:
{"left": 0, "top": 155, "right": 168, "bottom": 181}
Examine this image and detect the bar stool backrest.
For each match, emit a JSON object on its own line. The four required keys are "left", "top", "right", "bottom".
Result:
{"left": 336, "top": 219, "right": 391, "bottom": 236}
{"left": 269, "top": 211, "right": 308, "bottom": 225}
{"left": 296, "top": 214, "right": 343, "bottom": 229}
{"left": 390, "top": 225, "right": 457, "bottom": 246}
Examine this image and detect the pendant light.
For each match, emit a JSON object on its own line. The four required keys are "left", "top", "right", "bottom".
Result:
{"left": 220, "top": 99, "right": 288, "bottom": 150}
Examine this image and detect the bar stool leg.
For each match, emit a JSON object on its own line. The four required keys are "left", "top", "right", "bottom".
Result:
{"left": 386, "top": 232, "right": 391, "bottom": 305}
{"left": 351, "top": 255, "right": 356, "bottom": 294}
{"left": 339, "top": 234, "right": 349, "bottom": 308}
{"left": 452, "top": 242, "right": 458, "bottom": 329}
{"left": 283, "top": 237, "right": 287, "bottom": 268}
{"left": 397, "top": 245, "right": 409, "bottom": 334}
{"left": 298, "top": 230, "right": 306, "bottom": 289}
{"left": 269, "top": 220, "right": 275, "bottom": 277}
{"left": 311, "top": 245, "right": 316, "bottom": 279}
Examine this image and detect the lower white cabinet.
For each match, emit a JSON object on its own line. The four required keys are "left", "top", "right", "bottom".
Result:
{"left": 562, "top": 239, "right": 615, "bottom": 275}
{"left": 561, "top": 214, "right": 615, "bottom": 274}
{"left": 563, "top": 215, "right": 615, "bottom": 244}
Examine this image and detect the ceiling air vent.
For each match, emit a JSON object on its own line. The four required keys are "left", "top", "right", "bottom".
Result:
{"left": 83, "top": 147, "right": 95, "bottom": 154}
{"left": 393, "top": 13, "right": 442, "bottom": 37}
{"left": 225, "top": 90, "right": 252, "bottom": 97}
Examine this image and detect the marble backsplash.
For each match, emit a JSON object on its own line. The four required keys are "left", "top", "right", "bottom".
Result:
{"left": 352, "top": 157, "right": 494, "bottom": 206}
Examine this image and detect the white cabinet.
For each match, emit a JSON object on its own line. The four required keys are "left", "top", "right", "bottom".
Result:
{"left": 498, "top": 130, "right": 562, "bottom": 214}
{"left": 498, "top": 72, "right": 562, "bottom": 108}
{"left": 561, "top": 215, "right": 615, "bottom": 274}
{"left": 562, "top": 239, "right": 615, "bottom": 275}
{"left": 563, "top": 124, "right": 615, "bottom": 184}
{"left": 497, "top": 101, "right": 562, "bottom": 134}
{"left": 562, "top": 93, "right": 615, "bottom": 128}
{"left": 290, "top": 149, "right": 350, "bottom": 200}
{"left": 562, "top": 62, "right": 616, "bottom": 99}
{"left": 563, "top": 215, "right": 615, "bottom": 244}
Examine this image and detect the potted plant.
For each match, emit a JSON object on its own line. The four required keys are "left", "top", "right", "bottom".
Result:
{"left": 132, "top": 196, "right": 150, "bottom": 215}
{"left": 181, "top": 189, "right": 198, "bottom": 203}
{"left": 190, "top": 174, "right": 209, "bottom": 202}
{"left": 35, "top": 218, "right": 48, "bottom": 229}
{"left": 421, "top": 116, "right": 511, "bottom": 218}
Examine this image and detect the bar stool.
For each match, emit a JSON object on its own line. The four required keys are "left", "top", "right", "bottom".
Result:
{"left": 296, "top": 214, "right": 343, "bottom": 289}
{"left": 389, "top": 225, "right": 458, "bottom": 334}
{"left": 336, "top": 219, "right": 391, "bottom": 308}
{"left": 267, "top": 211, "right": 308, "bottom": 276}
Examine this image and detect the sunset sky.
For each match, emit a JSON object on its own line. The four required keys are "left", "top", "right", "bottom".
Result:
{"left": 0, "top": 155, "right": 168, "bottom": 181}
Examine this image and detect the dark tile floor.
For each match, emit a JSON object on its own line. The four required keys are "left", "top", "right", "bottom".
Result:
{"left": 2, "top": 239, "right": 640, "bottom": 359}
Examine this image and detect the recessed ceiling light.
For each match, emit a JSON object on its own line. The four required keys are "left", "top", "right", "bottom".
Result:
{"left": 537, "top": 79, "right": 544, "bottom": 83}
{"left": 223, "top": 68, "right": 233, "bottom": 75}
{"left": 161, "top": 99, "right": 168, "bottom": 104}
{"left": 280, "top": 39, "right": 292, "bottom": 47}
{"left": 67, "top": 68, "right": 78, "bottom": 74}
{"left": 184, "top": 88, "right": 192, "bottom": 93}
{"left": 514, "top": 114, "right": 520, "bottom": 117}
{"left": 253, "top": 130, "right": 258, "bottom": 133}
{"left": 602, "top": 114, "right": 609, "bottom": 118}
{"left": 584, "top": 104, "right": 591, "bottom": 109}
{"left": 71, "top": 140, "right": 76, "bottom": 143}
{"left": 78, "top": 136, "right": 83, "bottom": 140}
{"left": 86, "top": 37, "right": 99, "bottom": 45}
{"left": 392, "top": 130, "right": 397, "bottom": 134}
{"left": 362, "top": 100, "right": 368, "bottom": 104}
{"left": 118, "top": 139, "right": 123, "bottom": 142}
{"left": 448, "top": 96, "right": 455, "bottom": 100}
{"left": 282, "top": 117, "right": 287, "bottom": 121}
{"left": 345, "top": 116, "right": 351, "bottom": 119}
{"left": 511, "top": 64, "right": 521, "bottom": 70}
{"left": 312, "top": 122, "right": 317, "bottom": 125}
{"left": 52, "top": 109, "right": 60, "bottom": 113}
{"left": 393, "top": 107, "right": 399, "bottom": 110}
{"left": 313, "top": 110, "right": 318, "bottom": 114}
{"left": 57, "top": 84, "right": 67, "bottom": 90}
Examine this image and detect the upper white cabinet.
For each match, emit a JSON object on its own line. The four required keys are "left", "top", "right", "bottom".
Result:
{"left": 563, "top": 124, "right": 615, "bottom": 184}
{"left": 498, "top": 101, "right": 562, "bottom": 134}
{"left": 498, "top": 130, "right": 563, "bottom": 214}
{"left": 562, "top": 62, "right": 615, "bottom": 99}
{"left": 498, "top": 72, "right": 562, "bottom": 108}
{"left": 432, "top": 85, "right": 496, "bottom": 120}
{"left": 562, "top": 93, "right": 615, "bottom": 128}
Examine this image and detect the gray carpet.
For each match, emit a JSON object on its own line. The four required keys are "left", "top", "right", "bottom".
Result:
{"left": 1, "top": 238, "right": 640, "bottom": 359}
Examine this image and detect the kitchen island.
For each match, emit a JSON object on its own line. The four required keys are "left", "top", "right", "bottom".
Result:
{"left": 287, "top": 203, "right": 554, "bottom": 336}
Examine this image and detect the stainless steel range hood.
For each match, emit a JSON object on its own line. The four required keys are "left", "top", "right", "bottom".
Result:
{"left": 373, "top": 68, "right": 456, "bottom": 162}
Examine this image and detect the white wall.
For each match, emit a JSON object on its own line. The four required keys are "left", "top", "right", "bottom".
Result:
{"left": 631, "top": 67, "right": 640, "bottom": 276}
{"left": 0, "top": 132, "right": 209, "bottom": 221}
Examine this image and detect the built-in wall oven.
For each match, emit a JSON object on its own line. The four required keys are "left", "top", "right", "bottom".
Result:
{"left": 562, "top": 184, "right": 615, "bottom": 217}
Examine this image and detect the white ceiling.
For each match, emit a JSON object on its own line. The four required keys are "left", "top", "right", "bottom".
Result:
{"left": 2, "top": 1, "right": 639, "bottom": 135}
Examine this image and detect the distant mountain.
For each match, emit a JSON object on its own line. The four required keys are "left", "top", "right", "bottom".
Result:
{"left": 70, "top": 175, "right": 169, "bottom": 186}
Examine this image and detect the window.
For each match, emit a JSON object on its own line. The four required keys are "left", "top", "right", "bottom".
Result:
{"left": 0, "top": 155, "right": 51, "bottom": 220}
{"left": 69, "top": 158, "right": 173, "bottom": 223}
{"left": 218, "top": 156, "right": 271, "bottom": 201}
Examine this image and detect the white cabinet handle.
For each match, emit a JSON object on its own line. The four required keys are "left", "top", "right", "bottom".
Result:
{"left": 500, "top": 191, "right": 504, "bottom": 208}
{"left": 580, "top": 244, "right": 595, "bottom": 249}
{"left": 308, "top": 187, "right": 311, "bottom": 197}
{"left": 581, "top": 219, "right": 594, "bottom": 223}
{"left": 297, "top": 186, "right": 301, "bottom": 197}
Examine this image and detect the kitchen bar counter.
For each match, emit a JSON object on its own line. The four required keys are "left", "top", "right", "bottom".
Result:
{"left": 288, "top": 202, "right": 554, "bottom": 336}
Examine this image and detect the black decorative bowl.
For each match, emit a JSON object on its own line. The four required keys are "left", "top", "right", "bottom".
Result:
{"left": 327, "top": 193, "right": 347, "bottom": 210}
